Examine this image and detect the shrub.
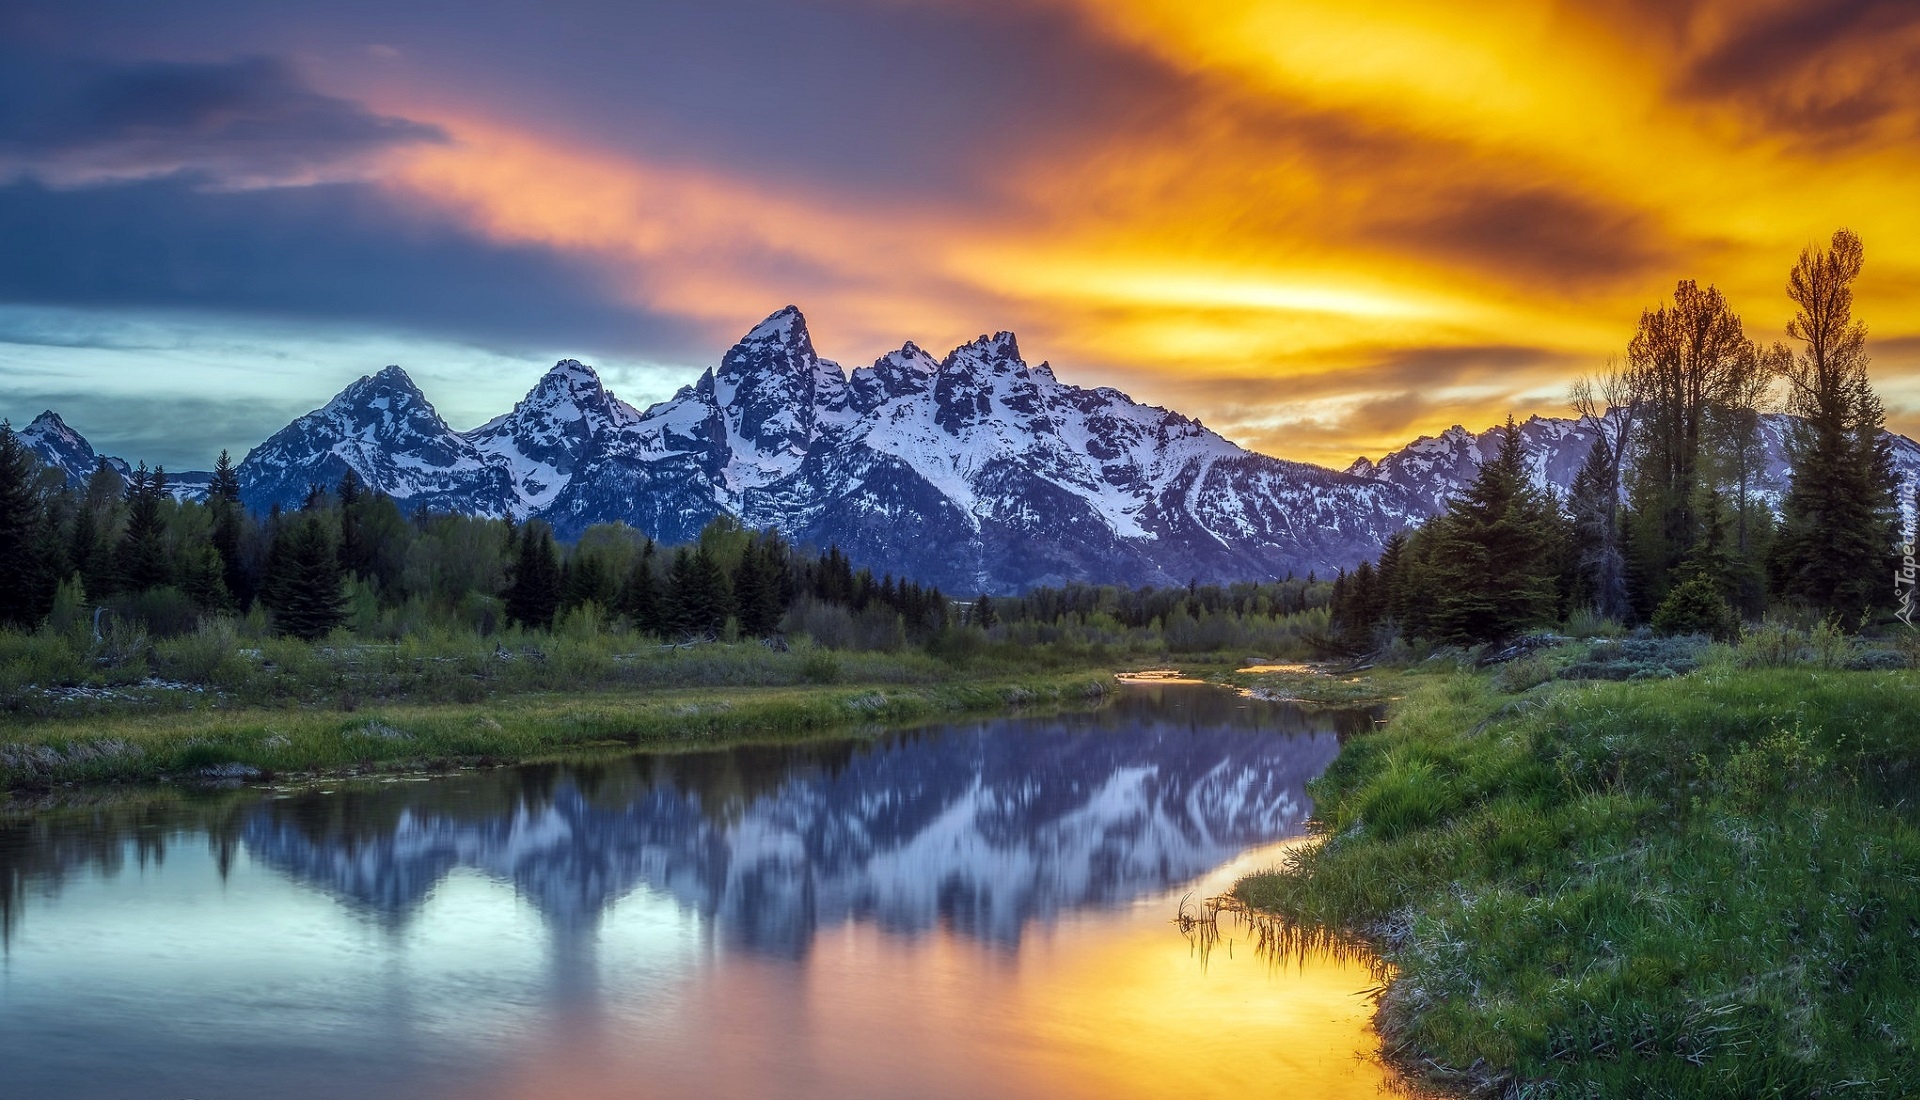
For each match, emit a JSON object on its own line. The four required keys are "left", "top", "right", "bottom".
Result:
{"left": 155, "top": 617, "right": 241, "bottom": 683}
{"left": 800, "top": 648, "right": 841, "bottom": 684}
{"left": 1557, "top": 636, "right": 1704, "bottom": 681}
{"left": 1651, "top": 575, "right": 1739, "bottom": 642}
{"left": 1734, "top": 620, "right": 1805, "bottom": 668}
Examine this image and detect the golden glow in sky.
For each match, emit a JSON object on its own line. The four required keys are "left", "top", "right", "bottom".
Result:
{"left": 10, "top": 0, "right": 1920, "bottom": 469}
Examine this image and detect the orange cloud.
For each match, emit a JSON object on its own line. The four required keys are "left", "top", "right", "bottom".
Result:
{"left": 357, "top": 1, "right": 1920, "bottom": 467}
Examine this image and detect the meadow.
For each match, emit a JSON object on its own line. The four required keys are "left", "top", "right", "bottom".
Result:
{"left": 1235, "top": 625, "right": 1920, "bottom": 1098}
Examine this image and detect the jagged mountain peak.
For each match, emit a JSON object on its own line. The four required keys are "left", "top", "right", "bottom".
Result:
{"left": 23, "top": 409, "right": 80, "bottom": 442}
{"left": 738, "top": 305, "right": 811, "bottom": 349}
{"left": 235, "top": 364, "right": 517, "bottom": 515}
{"left": 325, "top": 364, "right": 431, "bottom": 414}
{"left": 944, "top": 331, "right": 1024, "bottom": 373}
{"left": 465, "top": 358, "right": 642, "bottom": 512}
{"left": 16, "top": 409, "right": 132, "bottom": 487}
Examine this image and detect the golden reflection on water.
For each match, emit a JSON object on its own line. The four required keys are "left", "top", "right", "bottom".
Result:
{"left": 467, "top": 839, "right": 1397, "bottom": 1100}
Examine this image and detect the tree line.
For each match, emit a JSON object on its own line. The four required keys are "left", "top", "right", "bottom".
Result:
{"left": 1329, "top": 229, "right": 1903, "bottom": 648}
{"left": 0, "top": 441, "right": 958, "bottom": 644}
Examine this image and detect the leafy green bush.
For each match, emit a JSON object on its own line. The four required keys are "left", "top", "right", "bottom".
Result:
{"left": 1650, "top": 575, "right": 1739, "bottom": 641}
{"left": 800, "top": 649, "right": 841, "bottom": 684}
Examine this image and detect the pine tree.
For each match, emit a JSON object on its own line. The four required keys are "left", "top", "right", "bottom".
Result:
{"left": 336, "top": 469, "right": 370, "bottom": 580}
{"left": 561, "top": 550, "right": 613, "bottom": 613}
{"left": 618, "top": 540, "right": 663, "bottom": 635}
{"left": 209, "top": 449, "right": 241, "bottom": 504}
{"left": 733, "top": 537, "right": 786, "bottom": 638}
{"left": 504, "top": 522, "right": 561, "bottom": 629}
{"left": 117, "top": 463, "right": 171, "bottom": 593}
{"left": 670, "top": 545, "right": 733, "bottom": 637}
{"left": 970, "top": 593, "right": 997, "bottom": 629}
{"left": 1771, "top": 229, "right": 1899, "bottom": 619}
{"left": 1425, "top": 419, "right": 1565, "bottom": 644}
{"left": 1567, "top": 436, "right": 1630, "bottom": 621}
{"left": 266, "top": 515, "right": 346, "bottom": 639}
{"left": 207, "top": 450, "right": 248, "bottom": 605}
{"left": 0, "top": 424, "right": 51, "bottom": 626}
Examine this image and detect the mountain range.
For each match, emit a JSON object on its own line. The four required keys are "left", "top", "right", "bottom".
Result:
{"left": 14, "top": 305, "right": 1920, "bottom": 593}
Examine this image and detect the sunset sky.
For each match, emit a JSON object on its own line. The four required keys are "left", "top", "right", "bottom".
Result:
{"left": 3, "top": 0, "right": 1919, "bottom": 471}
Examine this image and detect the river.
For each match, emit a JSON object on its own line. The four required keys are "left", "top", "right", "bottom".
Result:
{"left": 0, "top": 682, "right": 1398, "bottom": 1099}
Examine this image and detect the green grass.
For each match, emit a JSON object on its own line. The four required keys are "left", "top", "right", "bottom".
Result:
{"left": 1235, "top": 664, "right": 1920, "bottom": 1098}
{"left": 0, "top": 671, "right": 1113, "bottom": 792}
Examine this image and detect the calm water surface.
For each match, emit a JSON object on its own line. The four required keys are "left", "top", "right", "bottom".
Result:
{"left": 1, "top": 684, "right": 1395, "bottom": 1099}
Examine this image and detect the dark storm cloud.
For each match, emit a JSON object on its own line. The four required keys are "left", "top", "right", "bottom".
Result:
{"left": 1665, "top": 0, "right": 1920, "bottom": 141}
{"left": 0, "top": 0, "right": 1193, "bottom": 205}
{"left": 0, "top": 54, "right": 445, "bottom": 187}
{"left": 1361, "top": 185, "right": 1674, "bottom": 289}
{"left": 0, "top": 177, "right": 702, "bottom": 354}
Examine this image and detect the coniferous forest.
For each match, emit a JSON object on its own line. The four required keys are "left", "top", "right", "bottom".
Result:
{"left": 1327, "top": 229, "right": 1904, "bottom": 651}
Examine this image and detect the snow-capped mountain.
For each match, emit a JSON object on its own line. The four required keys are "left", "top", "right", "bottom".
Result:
{"left": 1349, "top": 412, "right": 1920, "bottom": 519}
{"left": 15, "top": 410, "right": 211, "bottom": 499}
{"left": 222, "top": 306, "right": 1427, "bottom": 590}
{"left": 237, "top": 365, "right": 520, "bottom": 515}
{"left": 466, "top": 358, "right": 643, "bottom": 512}
{"left": 16, "top": 410, "right": 130, "bottom": 487}
{"left": 31, "top": 303, "right": 1920, "bottom": 591}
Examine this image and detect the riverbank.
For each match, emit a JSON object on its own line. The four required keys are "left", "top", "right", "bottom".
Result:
{"left": 1235, "top": 654, "right": 1920, "bottom": 1097}
{"left": 0, "top": 669, "right": 1113, "bottom": 795}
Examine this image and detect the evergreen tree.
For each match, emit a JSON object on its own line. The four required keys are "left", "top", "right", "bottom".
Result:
{"left": 116, "top": 463, "right": 171, "bottom": 593}
{"left": 1771, "top": 228, "right": 1899, "bottom": 619}
{"left": 970, "top": 593, "right": 997, "bottom": 629}
{"left": 266, "top": 515, "right": 346, "bottom": 639}
{"left": 1567, "top": 436, "right": 1630, "bottom": 621}
{"left": 209, "top": 449, "right": 241, "bottom": 504}
{"left": 336, "top": 469, "right": 370, "bottom": 580}
{"left": 208, "top": 450, "right": 248, "bottom": 605}
{"left": 0, "top": 424, "right": 51, "bottom": 626}
{"left": 618, "top": 540, "right": 663, "bottom": 635}
{"left": 503, "top": 522, "right": 561, "bottom": 629}
{"left": 74, "top": 461, "right": 124, "bottom": 597}
{"left": 1375, "top": 531, "right": 1409, "bottom": 626}
{"left": 561, "top": 550, "right": 614, "bottom": 613}
{"left": 733, "top": 536, "right": 786, "bottom": 638}
{"left": 1425, "top": 419, "right": 1565, "bottom": 644}
{"left": 668, "top": 545, "right": 733, "bottom": 637}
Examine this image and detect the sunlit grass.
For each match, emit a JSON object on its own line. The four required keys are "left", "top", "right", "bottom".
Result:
{"left": 1236, "top": 665, "right": 1920, "bottom": 1097}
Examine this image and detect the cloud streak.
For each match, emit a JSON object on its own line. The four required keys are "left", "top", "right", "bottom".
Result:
{"left": 0, "top": 55, "right": 445, "bottom": 189}
{"left": 0, "top": 0, "right": 1917, "bottom": 471}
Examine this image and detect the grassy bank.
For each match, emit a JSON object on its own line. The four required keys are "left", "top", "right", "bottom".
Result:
{"left": 1236, "top": 655, "right": 1920, "bottom": 1097}
{"left": 0, "top": 669, "right": 1113, "bottom": 793}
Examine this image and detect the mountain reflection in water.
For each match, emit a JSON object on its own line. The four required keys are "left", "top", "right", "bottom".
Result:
{"left": 0, "top": 685, "right": 1390, "bottom": 1100}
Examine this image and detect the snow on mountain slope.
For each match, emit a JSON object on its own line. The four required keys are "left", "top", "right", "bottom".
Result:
{"left": 522, "top": 306, "right": 1433, "bottom": 588}
{"left": 465, "top": 358, "right": 643, "bottom": 513}
{"left": 236, "top": 365, "right": 519, "bottom": 515}
{"left": 16, "top": 410, "right": 131, "bottom": 486}
{"left": 1350, "top": 412, "right": 1920, "bottom": 523}
{"left": 27, "top": 304, "right": 1920, "bottom": 591}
